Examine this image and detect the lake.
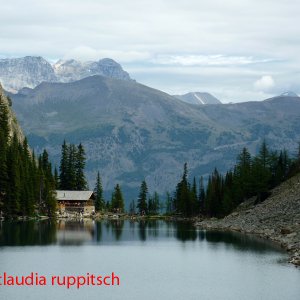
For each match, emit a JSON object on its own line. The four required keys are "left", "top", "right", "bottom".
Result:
{"left": 0, "top": 219, "right": 299, "bottom": 300}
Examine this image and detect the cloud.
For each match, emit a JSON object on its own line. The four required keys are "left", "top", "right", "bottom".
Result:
{"left": 63, "top": 46, "right": 150, "bottom": 62}
{"left": 254, "top": 75, "right": 275, "bottom": 92}
{"left": 0, "top": 0, "right": 299, "bottom": 102}
{"left": 152, "top": 55, "right": 273, "bottom": 66}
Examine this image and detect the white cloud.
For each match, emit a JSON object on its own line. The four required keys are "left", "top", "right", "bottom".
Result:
{"left": 152, "top": 55, "right": 273, "bottom": 66}
{"left": 254, "top": 75, "right": 275, "bottom": 92}
{"left": 63, "top": 46, "right": 151, "bottom": 62}
{"left": 0, "top": 0, "right": 299, "bottom": 101}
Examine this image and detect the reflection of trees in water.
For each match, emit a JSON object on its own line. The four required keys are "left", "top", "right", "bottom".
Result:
{"left": 175, "top": 222, "right": 197, "bottom": 242}
{"left": 204, "top": 231, "right": 280, "bottom": 253}
{"left": 199, "top": 230, "right": 205, "bottom": 241}
{"left": 0, "top": 220, "right": 57, "bottom": 246}
{"left": 0, "top": 220, "right": 278, "bottom": 253}
{"left": 147, "top": 220, "right": 159, "bottom": 237}
{"left": 129, "top": 220, "right": 135, "bottom": 232}
{"left": 138, "top": 221, "right": 147, "bottom": 241}
{"left": 95, "top": 222, "right": 102, "bottom": 242}
{"left": 100, "top": 220, "right": 125, "bottom": 241}
{"left": 111, "top": 220, "right": 124, "bottom": 241}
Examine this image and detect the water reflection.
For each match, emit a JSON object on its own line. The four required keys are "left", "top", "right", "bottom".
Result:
{"left": 0, "top": 219, "right": 283, "bottom": 254}
{"left": 0, "top": 220, "right": 56, "bottom": 246}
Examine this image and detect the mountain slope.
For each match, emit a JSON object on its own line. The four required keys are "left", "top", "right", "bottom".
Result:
{"left": 9, "top": 76, "right": 300, "bottom": 201}
{"left": 174, "top": 92, "right": 221, "bottom": 105}
{"left": 0, "top": 84, "right": 24, "bottom": 142}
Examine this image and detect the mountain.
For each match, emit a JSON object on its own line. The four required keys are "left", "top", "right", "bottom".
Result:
{"left": 279, "top": 91, "right": 299, "bottom": 98}
{"left": 53, "top": 58, "right": 131, "bottom": 83}
{"left": 174, "top": 92, "right": 221, "bottom": 105}
{"left": 0, "top": 56, "right": 132, "bottom": 93}
{"left": 0, "top": 84, "right": 24, "bottom": 142}
{"left": 9, "top": 76, "right": 300, "bottom": 202}
{"left": 0, "top": 56, "right": 56, "bottom": 93}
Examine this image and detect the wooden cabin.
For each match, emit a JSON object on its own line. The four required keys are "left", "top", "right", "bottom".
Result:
{"left": 56, "top": 190, "right": 95, "bottom": 214}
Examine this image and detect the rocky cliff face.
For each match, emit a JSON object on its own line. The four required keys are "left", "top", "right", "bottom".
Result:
{"left": 0, "top": 84, "right": 24, "bottom": 142}
{"left": 0, "top": 56, "right": 132, "bottom": 92}
{"left": 197, "top": 172, "right": 300, "bottom": 266}
{"left": 0, "top": 56, "right": 56, "bottom": 93}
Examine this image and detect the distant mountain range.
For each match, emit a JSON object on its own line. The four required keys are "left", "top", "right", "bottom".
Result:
{"left": 8, "top": 75, "right": 300, "bottom": 202}
{"left": 0, "top": 56, "right": 131, "bottom": 92}
{"left": 174, "top": 92, "right": 221, "bottom": 105}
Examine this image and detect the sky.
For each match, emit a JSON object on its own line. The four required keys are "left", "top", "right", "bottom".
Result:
{"left": 0, "top": 0, "right": 299, "bottom": 102}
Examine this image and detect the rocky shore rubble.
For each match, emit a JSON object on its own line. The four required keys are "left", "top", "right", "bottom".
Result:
{"left": 196, "top": 173, "right": 300, "bottom": 267}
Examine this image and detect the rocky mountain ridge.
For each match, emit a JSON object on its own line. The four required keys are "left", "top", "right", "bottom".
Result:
{"left": 0, "top": 56, "right": 131, "bottom": 92}
{"left": 53, "top": 58, "right": 131, "bottom": 83}
{"left": 174, "top": 92, "right": 221, "bottom": 105}
{"left": 0, "top": 57, "right": 56, "bottom": 93}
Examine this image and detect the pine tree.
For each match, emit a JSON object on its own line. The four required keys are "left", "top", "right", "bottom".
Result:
{"left": 6, "top": 135, "right": 21, "bottom": 215}
{"left": 0, "top": 94, "right": 9, "bottom": 143}
{"left": 38, "top": 150, "right": 57, "bottom": 216}
{"left": 94, "top": 171, "right": 104, "bottom": 212}
{"left": 222, "top": 171, "right": 234, "bottom": 215}
{"left": 137, "top": 180, "right": 148, "bottom": 215}
{"left": 59, "top": 140, "right": 68, "bottom": 189}
{"left": 75, "top": 143, "right": 87, "bottom": 190}
{"left": 54, "top": 166, "right": 59, "bottom": 189}
{"left": 252, "top": 141, "right": 272, "bottom": 202}
{"left": 198, "top": 176, "right": 205, "bottom": 214}
{"left": 0, "top": 130, "right": 8, "bottom": 206}
{"left": 174, "top": 163, "right": 192, "bottom": 216}
{"left": 204, "top": 168, "right": 223, "bottom": 217}
{"left": 111, "top": 184, "right": 124, "bottom": 212}
{"left": 66, "top": 144, "right": 77, "bottom": 190}
{"left": 0, "top": 94, "right": 9, "bottom": 209}
{"left": 234, "top": 147, "right": 252, "bottom": 202}
{"left": 190, "top": 177, "right": 198, "bottom": 214}
{"left": 19, "top": 138, "right": 35, "bottom": 216}
{"left": 59, "top": 141, "right": 87, "bottom": 191}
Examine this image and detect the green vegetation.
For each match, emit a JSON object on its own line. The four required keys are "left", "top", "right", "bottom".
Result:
{"left": 94, "top": 171, "right": 104, "bottom": 212}
{"left": 58, "top": 141, "right": 87, "bottom": 190}
{"left": 0, "top": 94, "right": 56, "bottom": 217}
{"left": 171, "top": 141, "right": 300, "bottom": 218}
{"left": 110, "top": 184, "right": 125, "bottom": 213}
{"left": 137, "top": 180, "right": 148, "bottom": 215}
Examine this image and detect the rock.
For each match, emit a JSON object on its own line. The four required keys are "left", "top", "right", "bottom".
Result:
{"left": 0, "top": 56, "right": 56, "bottom": 92}
{"left": 286, "top": 232, "right": 297, "bottom": 238}
{"left": 289, "top": 256, "right": 300, "bottom": 266}
{"left": 281, "top": 228, "right": 293, "bottom": 235}
{"left": 231, "top": 212, "right": 239, "bottom": 217}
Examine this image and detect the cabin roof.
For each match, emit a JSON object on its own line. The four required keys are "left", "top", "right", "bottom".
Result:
{"left": 56, "top": 190, "right": 94, "bottom": 201}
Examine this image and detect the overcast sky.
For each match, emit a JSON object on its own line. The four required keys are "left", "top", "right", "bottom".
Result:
{"left": 0, "top": 0, "right": 299, "bottom": 102}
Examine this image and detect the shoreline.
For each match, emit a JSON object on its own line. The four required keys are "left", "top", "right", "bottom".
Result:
{"left": 1, "top": 213, "right": 299, "bottom": 266}
{"left": 195, "top": 219, "right": 300, "bottom": 267}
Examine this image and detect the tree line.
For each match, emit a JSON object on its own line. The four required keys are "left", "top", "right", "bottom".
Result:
{"left": 57, "top": 140, "right": 87, "bottom": 190}
{"left": 92, "top": 141, "right": 300, "bottom": 217}
{"left": 0, "top": 95, "right": 56, "bottom": 217}
{"left": 170, "top": 141, "right": 300, "bottom": 217}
